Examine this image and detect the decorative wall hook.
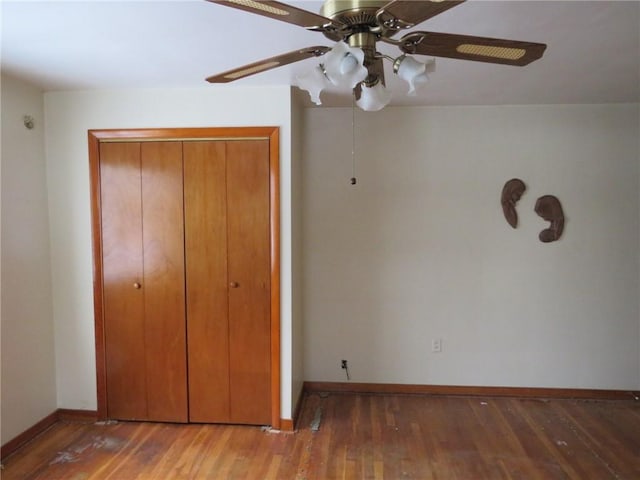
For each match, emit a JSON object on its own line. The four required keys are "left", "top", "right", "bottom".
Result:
{"left": 501, "top": 178, "right": 526, "bottom": 228}
{"left": 535, "top": 195, "right": 564, "bottom": 242}
{"left": 23, "top": 115, "right": 35, "bottom": 130}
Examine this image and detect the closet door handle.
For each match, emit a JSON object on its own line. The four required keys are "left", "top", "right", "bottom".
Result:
{"left": 229, "top": 282, "right": 239, "bottom": 288}
{"left": 133, "top": 282, "right": 142, "bottom": 289}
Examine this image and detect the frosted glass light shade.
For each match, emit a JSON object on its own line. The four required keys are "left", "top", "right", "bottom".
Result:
{"left": 356, "top": 81, "right": 392, "bottom": 112}
{"left": 296, "top": 65, "right": 329, "bottom": 105}
{"left": 396, "top": 56, "right": 435, "bottom": 95}
{"left": 323, "top": 41, "right": 368, "bottom": 89}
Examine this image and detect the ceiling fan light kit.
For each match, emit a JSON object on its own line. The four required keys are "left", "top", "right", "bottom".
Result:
{"left": 206, "top": 0, "right": 547, "bottom": 111}
{"left": 356, "top": 80, "right": 392, "bottom": 111}
{"left": 296, "top": 65, "right": 330, "bottom": 105}
{"left": 318, "top": 41, "right": 368, "bottom": 89}
{"left": 394, "top": 55, "right": 435, "bottom": 96}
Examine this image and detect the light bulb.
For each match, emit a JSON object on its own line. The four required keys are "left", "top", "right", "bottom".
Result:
{"left": 323, "top": 41, "right": 368, "bottom": 89}
{"left": 339, "top": 54, "right": 359, "bottom": 75}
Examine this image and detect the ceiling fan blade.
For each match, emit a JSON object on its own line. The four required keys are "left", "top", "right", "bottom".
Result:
{"left": 206, "top": 0, "right": 343, "bottom": 32}
{"left": 377, "top": 0, "right": 466, "bottom": 30}
{"left": 400, "top": 31, "right": 547, "bottom": 66}
{"left": 206, "top": 46, "right": 331, "bottom": 83}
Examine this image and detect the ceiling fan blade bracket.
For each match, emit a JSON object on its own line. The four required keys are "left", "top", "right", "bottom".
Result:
{"left": 376, "top": 9, "right": 413, "bottom": 34}
{"left": 375, "top": 1, "right": 467, "bottom": 34}
{"left": 308, "top": 22, "right": 339, "bottom": 33}
{"left": 398, "top": 32, "right": 427, "bottom": 54}
{"left": 304, "top": 46, "right": 331, "bottom": 58}
{"left": 376, "top": 11, "right": 413, "bottom": 33}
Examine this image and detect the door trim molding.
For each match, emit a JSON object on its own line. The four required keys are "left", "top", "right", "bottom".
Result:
{"left": 88, "top": 127, "right": 281, "bottom": 428}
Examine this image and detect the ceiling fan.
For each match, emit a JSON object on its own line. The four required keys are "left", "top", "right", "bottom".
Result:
{"left": 205, "top": 0, "right": 547, "bottom": 110}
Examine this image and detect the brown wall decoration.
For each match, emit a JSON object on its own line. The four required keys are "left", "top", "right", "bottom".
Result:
{"left": 501, "top": 178, "right": 526, "bottom": 228}
{"left": 534, "top": 195, "right": 564, "bottom": 243}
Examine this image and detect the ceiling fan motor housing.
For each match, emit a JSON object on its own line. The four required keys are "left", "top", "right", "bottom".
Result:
{"left": 320, "top": 0, "right": 388, "bottom": 24}
{"left": 320, "top": 0, "right": 388, "bottom": 41}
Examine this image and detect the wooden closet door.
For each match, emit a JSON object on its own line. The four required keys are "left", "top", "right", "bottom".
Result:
{"left": 184, "top": 140, "right": 271, "bottom": 425}
{"left": 184, "top": 141, "right": 230, "bottom": 423}
{"left": 101, "top": 141, "right": 188, "bottom": 422}
{"left": 101, "top": 142, "right": 147, "bottom": 420}
{"left": 140, "top": 142, "right": 188, "bottom": 422}
{"left": 227, "top": 140, "right": 271, "bottom": 425}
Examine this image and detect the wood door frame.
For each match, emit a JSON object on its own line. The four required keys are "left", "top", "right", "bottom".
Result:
{"left": 88, "top": 127, "right": 281, "bottom": 429}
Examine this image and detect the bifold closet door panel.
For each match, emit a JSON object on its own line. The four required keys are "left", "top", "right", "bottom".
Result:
{"left": 98, "top": 134, "right": 275, "bottom": 425}
{"left": 140, "top": 142, "right": 189, "bottom": 423}
{"left": 100, "top": 142, "right": 147, "bottom": 420}
{"left": 227, "top": 140, "right": 271, "bottom": 425}
{"left": 183, "top": 141, "right": 231, "bottom": 423}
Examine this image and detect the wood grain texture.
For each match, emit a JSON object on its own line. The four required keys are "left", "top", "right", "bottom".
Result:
{"left": 140, "top": 142, "right": 188, "bottom": 423}
{"left": 268, "top": 128, "right": 281, "bottom": 431}
{"left": 88, "top": 132, "right": 108, "bottom": 420}
{"left": 184, "top": 141, "right": 231, "bottom": 423}
{"left": 1, "top": 409, "right": 98, "bottom": 460}
{"left": 99, "top": 142, "right": 148, "bottom": 421}
{"left": 0, "top": 411, "right": 58, "bottom": 461}
{"left": 100, "top": 141, "right": 189, "bottom": 423}
{"left": 57, "top": 410, "right": 99, "bottom": 423}
{"left": 88, "top": 127, "right": 278, "bottom": 142}
{"left": 3, "top": 393, "right": 639, "bottom": 479}
{"left": 227, "top": 140, "right": 271, "bottom": 425}
{"left": 304, "top": 381, "right": 638, "bottom": 400}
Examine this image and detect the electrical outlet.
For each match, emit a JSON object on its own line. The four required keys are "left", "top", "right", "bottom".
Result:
{"left": 432, "top": 338, "right": 442, "bottom": 353}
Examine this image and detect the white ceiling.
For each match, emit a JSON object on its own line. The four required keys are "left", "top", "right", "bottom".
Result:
{"left": 1, "top": 0, "right": 639, "bottom": 107}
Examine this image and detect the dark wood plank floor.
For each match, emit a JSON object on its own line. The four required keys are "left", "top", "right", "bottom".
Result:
{"left": 2, "top": 393, "right": 639, "bottom": 479}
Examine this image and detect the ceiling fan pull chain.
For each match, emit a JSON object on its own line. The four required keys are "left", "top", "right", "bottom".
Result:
{"left": 350, "top": 97, "right": 357, "bottom": 185}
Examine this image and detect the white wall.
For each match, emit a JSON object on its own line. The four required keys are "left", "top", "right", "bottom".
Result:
{"left": 302, "top": 104, "right": 640, "bottom": 390}
{"left": 290, "top": 93, "right": 305, "bottom": 412}
{"left": 44, "top": 85, "right": 297, "bottom": 419}
{"left": 1, "top": 74, "right": 57, "bottom": 444}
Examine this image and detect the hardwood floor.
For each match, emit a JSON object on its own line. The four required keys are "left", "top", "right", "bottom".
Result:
{"left": 2, "top": 392, "right": 639, "bottom": 479}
